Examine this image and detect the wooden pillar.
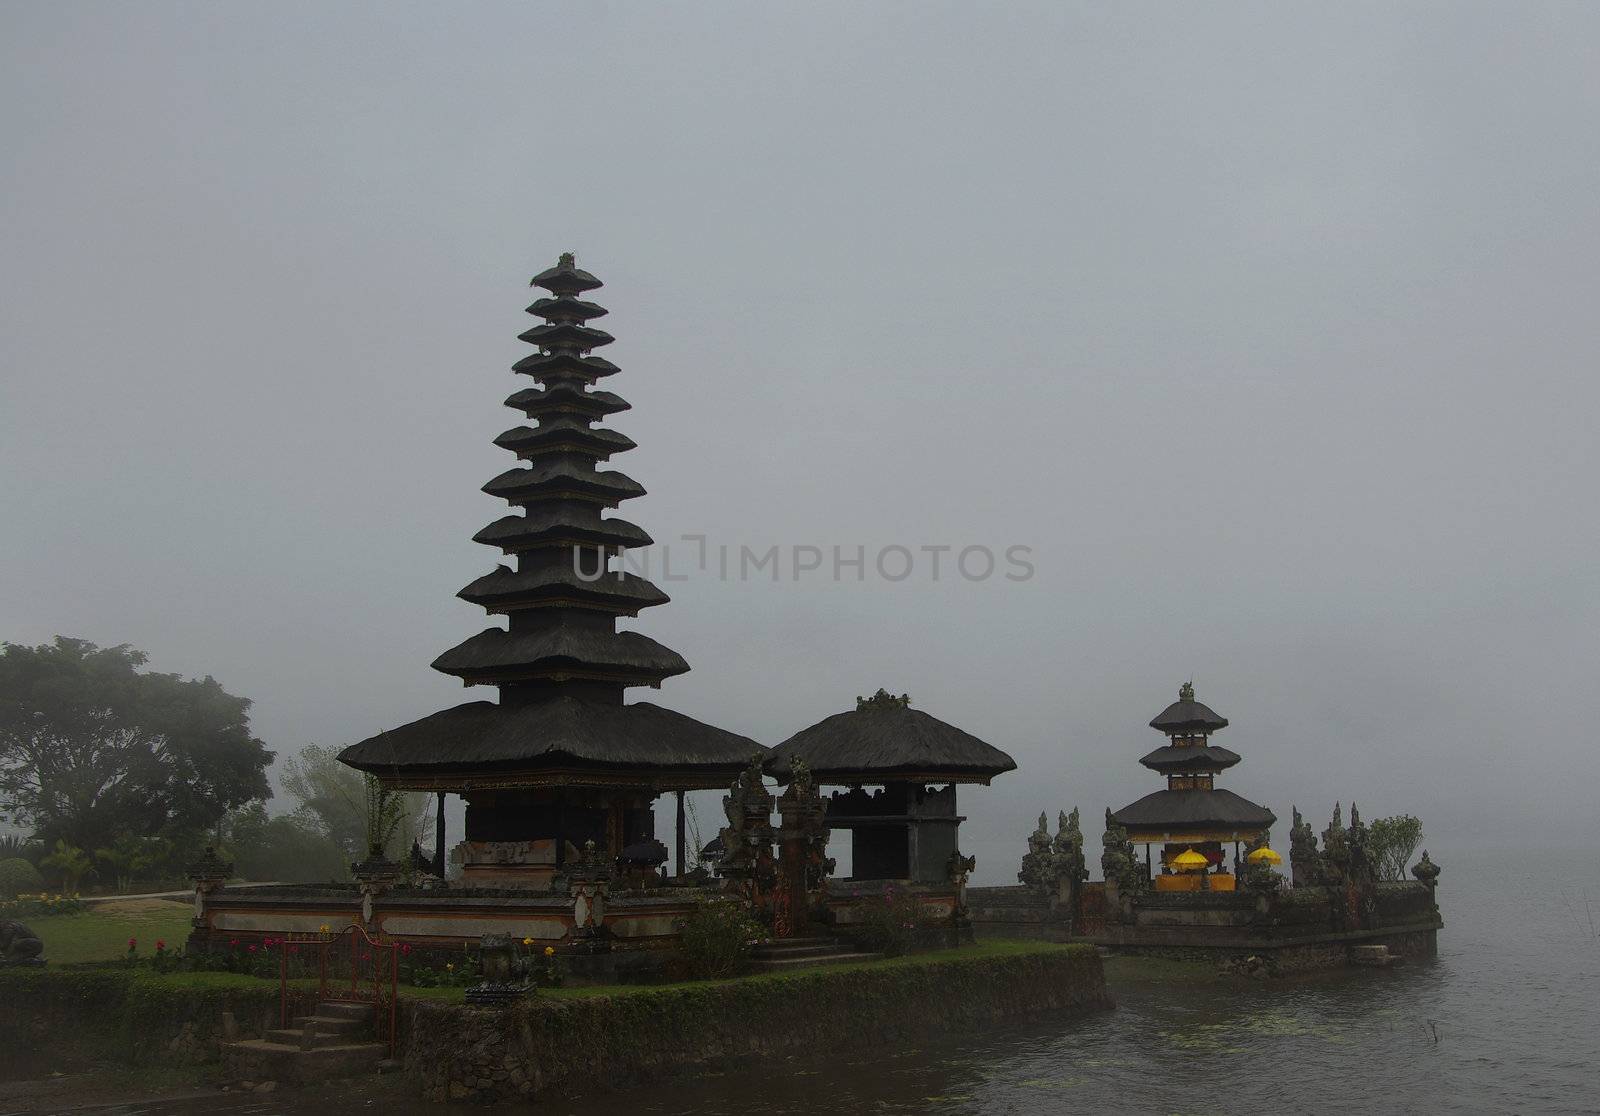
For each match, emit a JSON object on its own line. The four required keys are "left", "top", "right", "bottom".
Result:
{"left": 675, "top": 790, "right": 687, "bottom": 878}
{"left": 433, "top": 791, "right": 446, "bottom": 877}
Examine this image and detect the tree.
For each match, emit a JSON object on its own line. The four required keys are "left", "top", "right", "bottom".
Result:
{"left": 0, "top": 638, "right": 273, "bottom": 853}
{"left": 281, "top": 744, "right": 424, "bottom": 861}
{"left": 222, "top": 802, "right": 348, "bottom": 884}
{"left": 95, "top": 833, "right": 166, "bottom": 893}
{"left": 41, "top": 839, "right": 92, "bottom": 892}
{"left": 1367, "top": 815, "right": 1424, "bottom": 882}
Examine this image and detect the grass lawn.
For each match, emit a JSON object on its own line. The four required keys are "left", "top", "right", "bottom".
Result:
{"left": 9, "top": 927, "right": 1088, "bottom": 997}
{"left": 28, "top": 899, "right": 195, "bottom": 965}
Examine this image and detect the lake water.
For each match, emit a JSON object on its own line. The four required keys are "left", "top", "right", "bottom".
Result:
{"left": 40, "top": 848, "right": 1600, "bottom": 1116}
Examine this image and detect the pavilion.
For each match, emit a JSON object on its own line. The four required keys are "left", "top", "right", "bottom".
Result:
{"left": 339, "top": 254, "right": 762, "bottom": 889}
{"left": 765, "top": 690, "right": 1016, "bottom": 885}
{"left": 1109, "top": 683, "right": 1274, "bottom": 891}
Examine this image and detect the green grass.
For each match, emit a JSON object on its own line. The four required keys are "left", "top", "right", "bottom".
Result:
{"left": 28, "top": 905, "right": 195, "bottom": 964}
{"left": 22, "top": 916, "right": 1081, "bottom": 1002}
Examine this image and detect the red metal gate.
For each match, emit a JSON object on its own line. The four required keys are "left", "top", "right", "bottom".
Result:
{"left": 280, "top": 924, "right": 400, "bottom": 1056}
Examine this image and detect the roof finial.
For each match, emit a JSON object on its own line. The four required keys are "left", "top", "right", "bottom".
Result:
{"left": 1179, "top": 680, "right": 1195, "bottom": 703}
{"left": 558, "top": 251, "right": 576, "bottom": 269}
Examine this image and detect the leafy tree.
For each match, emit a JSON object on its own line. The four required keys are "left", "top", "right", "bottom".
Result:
{"left": 1367, "top": 815, "right": 1424, "bottom": 882}
{"left": 41, "top": 838, "right": 92, "bottom": 892}
{"left": 281, "top": 744, "right": 423, "bottom": 861}
{"left": 222, "top": 802, "right": 348, "bottom": 884}
{"left": 0, "top": 638, "right": 273, "bottom": 853}
{"left": 95, "top": 833, "right": 166, "bottom": 892}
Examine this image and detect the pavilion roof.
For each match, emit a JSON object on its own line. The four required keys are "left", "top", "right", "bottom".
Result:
{"left": 1110, "top": 788, "right": 1275, "bottom": 832}
{"left": 1149, "top": 686, "right": 1230, "bottom": 734}
{"left": 339, "top": 697, "right": 764, "bottom": 778}
{"left": 432, "top": 625, "right": 689, "bottom": 687}
{"left": 765, "top": 702, "right": 1017, "bottom": 784}
{"left": 1138, "top": 743, "right": 1242, "bottom": 774}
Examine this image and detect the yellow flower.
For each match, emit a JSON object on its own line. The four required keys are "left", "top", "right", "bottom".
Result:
{"left": 544, "top": 947, "right": 555, "bottom": 956}
{"left": 522, "top": 937, "right": 533, "bottom": 946}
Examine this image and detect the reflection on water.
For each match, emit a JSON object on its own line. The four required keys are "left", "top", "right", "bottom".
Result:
{"left": 40, "top": 850, "right": 1600, "bottom": 1116}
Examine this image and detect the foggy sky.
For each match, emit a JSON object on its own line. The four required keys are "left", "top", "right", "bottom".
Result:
{"left": 3, "top": 2, "right": 1597, "bottom": 880}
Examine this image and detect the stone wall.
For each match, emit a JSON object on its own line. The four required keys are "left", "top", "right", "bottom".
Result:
{"left": 0, "top": 968, "right": 316, "bottom": 1079}
{"left": 402, "top": 945, "right": 1109, "bottom": 1104}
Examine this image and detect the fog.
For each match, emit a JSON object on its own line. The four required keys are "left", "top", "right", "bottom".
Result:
{"left": 3, "top": 2, "right": 1596, "bottom": 881}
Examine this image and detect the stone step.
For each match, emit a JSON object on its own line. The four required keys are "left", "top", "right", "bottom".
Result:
{"left": 748, "top": 951, "right": 879, "bottom": 973}
{"left": 749, "top": 942, "right": 842, "bottom": 959}
{"left": 1349, "top": 944, "right": 1401, "bottom": 967}
{"left": 264, "top": 1028, "right": 343, "bottom": 1049}
{"left": 316, "top": 1001, "right": 376, "bottom": 1021}
{"left": 223, "top": 1039, "right": 387, "bottom": 1084}
{"left": 753, "top": 936, "right": 833, "bottom": 949}
{"left": 291, "top": 1014, "right": 371, "bottom": 1036}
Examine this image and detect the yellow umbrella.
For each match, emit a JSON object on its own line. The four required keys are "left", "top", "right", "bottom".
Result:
{"left": 1170, "top": 848, "right": 1209, "bottom": 872}
{"left": 1246, "top": 846, "right": 1283, "bottom": 865}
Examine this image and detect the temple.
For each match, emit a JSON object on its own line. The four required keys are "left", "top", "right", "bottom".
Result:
{"left": 338, "top": 255, "right": 761, "bottom": 888}
{"left": 765, "top": 689, "right": 1014, "bottom": 940}
{"left": 1109, "top": 682, "right": 1274, "bottom": 890}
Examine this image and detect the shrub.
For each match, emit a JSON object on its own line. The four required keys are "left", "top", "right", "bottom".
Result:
{"left": 0, "top": 858, "right": 43, "bottom": 898}
{"left": 1367, "top": 815, "right": 1424, "bottom": 882}
{"left": 677, "top": 897, "right": 761, "bottom": 979}
{"left": 853, "top": 885, "right": 929, "bottom": 957}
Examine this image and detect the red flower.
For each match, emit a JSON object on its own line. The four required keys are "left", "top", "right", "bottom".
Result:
{"left": 155, "top": 940, "right": 166, "bottom": 951}
{"left": 400, "top": 943, "right": 412, "bottom": 955}
{"left": 127, "top": 937, "right": 137, "bottom": 949}
{"left": 247, "top": 945, "right": 257, "bottom": 953}
{"left": 229, "top": 938, "right": 239, "bottom": 948}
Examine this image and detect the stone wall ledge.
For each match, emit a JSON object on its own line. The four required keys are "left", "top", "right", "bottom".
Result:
{"left": 404, "top": 944, "right": 1110, "bottom": 1104}
{"left": 1095, "top": 917, "right": 1444, "bottom": 952}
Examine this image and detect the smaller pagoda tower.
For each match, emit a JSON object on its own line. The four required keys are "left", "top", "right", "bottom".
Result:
{"left": 1109, "top": 683, "right": 1274, "bottom": 888}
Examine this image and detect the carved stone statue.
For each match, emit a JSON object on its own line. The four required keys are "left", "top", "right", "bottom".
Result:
{"left": 186, "top": 845, "right": 233, "bottom": 926}
{"left": 775, "top": 758, "right": 833, "bottom": 936}
{"left": 1100, "top": 808, "right": 1145, "bottom": 896}
{"left": 946, "top": 850, "right": 977, "bottom": 917}
{"left": 1411, "top": 849, "right": 1441, "bottom": 889}
{"left": 1288, "top": 805, "right": 1320, "bottom": 888}
{"left": 0, "top": 921, "right": 44, "bottom": 965}
{"left": 1017, "top": 812, "right": 1055, "bottom": 897}
{"left": 717, "top": 754, "right": 776, "bottom": 900}
{"left": 567, "top": 840, "right": 614, "bottom": 947}
{"left": 1320, "top": 802, "right": 1349, "bottom": 886}
{"left": 1055, "top": 808, "right": 1089, "bottom": 890}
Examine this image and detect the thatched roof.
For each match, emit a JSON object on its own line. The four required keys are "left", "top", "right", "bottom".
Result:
{"left": 765, "top": 703, "right": 1017, "bottom": 784}
{"left": 1111, "top": 788, "right": 1275, "bottom": 832}
{"left": 518, "top": 322, "right": 613, "bottom": 351}
{"left": 457, "top": 565, "right": 669, "bottom": 615}
{"left": 1137, "top": 744, "right": 1241, "bottom": 774}
{"left": 1149, "top": 697, "right": 1229, "bottom": 734}
{"left": 339, "top": 696, "right": 764, "bottom": 778}
{"left": 482, "top": 461, "right": 645, "bottom": 506}
{"left": 530, "top": 256, "right": 603, "bottom": 295}
{"left": 493, "top": 423, "right": 636, "bottom": 459}
{"left": 510, "top": 352, "right": 620, "bottom": 380}
{"left": 473, "top": 511, "right": 652, "bottom": 553}
{"left": 528, "top": 295, "right": 607, "bottom": 322}
{"left": 432, "top": 625, "right": 689, "bottom": 685}
{"left": 504, "top": 385, "right": 630, "bottom": 418}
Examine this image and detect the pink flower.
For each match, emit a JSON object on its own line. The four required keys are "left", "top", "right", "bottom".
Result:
{"left": 247, "top": 945, "right": 257, "bottom": 953}
{"left": 229, "top": 938, "right": 239, "bottom": 948}
{"left": 127, "top": 937, "right": 137, "bottom": 950}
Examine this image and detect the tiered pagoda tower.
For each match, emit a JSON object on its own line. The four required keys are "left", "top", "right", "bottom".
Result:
{"left": 341, "top": 255, "right": 762, "bottom": 888}
{"left": 1109, "top": 683, "right": 1275, "bottom": 885}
